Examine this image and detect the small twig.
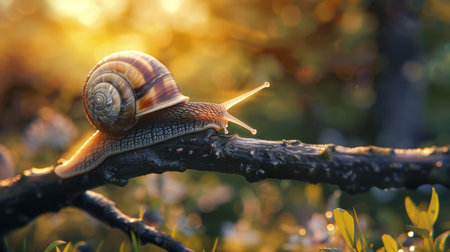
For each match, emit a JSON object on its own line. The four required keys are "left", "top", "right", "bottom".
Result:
{"left": 72, "top": 191, "right": 193, "bottom": 252}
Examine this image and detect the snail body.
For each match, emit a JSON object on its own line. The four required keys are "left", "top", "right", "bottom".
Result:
{"left": 54, "top": 51, "right": 269, "bottom": 179}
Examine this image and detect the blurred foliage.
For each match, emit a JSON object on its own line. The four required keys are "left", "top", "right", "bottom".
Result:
{"left": 0, "top": 0, "right": 449, "bottom": 251}
{"left": 327, "top": 188, "right": 449, "bottom": 252}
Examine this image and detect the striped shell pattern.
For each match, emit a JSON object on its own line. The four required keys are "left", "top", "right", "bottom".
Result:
{"left": 83, "top": 51, "right": 189, "bottom": 134}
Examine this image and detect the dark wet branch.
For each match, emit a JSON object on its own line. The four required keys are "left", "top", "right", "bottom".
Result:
{"left": 107, "top": 128, "right": 449, "bottom": 193}
{"left": 1, "top": 129, "right": 449, "bottom": 239}
{"left": 72, "top": 191, "right": 193, "bottom": 252}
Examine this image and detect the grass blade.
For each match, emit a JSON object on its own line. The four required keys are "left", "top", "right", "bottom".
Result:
{"left": 131, "top": 232, "right": 141, "bottom": 252}
{"left": 43, "top": 240, "right": 66, "bottom": 252}
{"left": 95, "top": 241, "right": 104, "bottom": 252}
{"left": 212, "top": 237, "right": 219, "bottom": 252}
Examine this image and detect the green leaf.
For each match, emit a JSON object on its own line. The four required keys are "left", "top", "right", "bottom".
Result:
{"left": 419, "top": 211, "right": 433, "bottom": 231}
{"left": 434, "top": 230, "right": 450, "bottom": 252}
{"left": 405, "top": 188, "right": 440, "bottom": 232}
{"left": 43, "top": 240, "right": 66, "bottom": 252}
{"left": 406, "top": 225, "right": 431, "bottom": 239}
{"left": 62, "top": 242, "right": 72, "bottom": 252}
{"left": 320, "top": 248, "right": 344, "bottom": 252}
{"left": 356, "top": 240, "right": 362, "bottom": 252}
{"left": 333, "top": 208, "right": 356, "bottom": 249}
{"left": 381, "top": 234, "right": 397, "bottom": 252}
{"left": 427, "top": 187, "right": 439, "bottom": 226}
{"left": 405, "top": 196, "right": 434, "bottom": 230}
{"left": 405, "top": 196, "right": 421, "bottom": 227}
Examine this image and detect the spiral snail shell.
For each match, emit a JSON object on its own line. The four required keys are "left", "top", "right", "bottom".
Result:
{"left": 54, "top": 51, "right": 269, "bottom": 179}
{"left": 84, "top": 51, "right": 189, "bottom": 134}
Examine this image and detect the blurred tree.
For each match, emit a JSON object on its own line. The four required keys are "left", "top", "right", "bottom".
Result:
{"left": 374, "top": 0, "right": 425, "bottom": 148}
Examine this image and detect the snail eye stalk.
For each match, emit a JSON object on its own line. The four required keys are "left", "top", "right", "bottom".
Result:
{"left": 220, "top": 82, "right": 270, "bottom": 135}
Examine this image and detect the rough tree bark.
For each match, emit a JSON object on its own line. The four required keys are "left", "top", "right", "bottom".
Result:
{"left": 1, "top": 128, "right": 449, "bottom": 251}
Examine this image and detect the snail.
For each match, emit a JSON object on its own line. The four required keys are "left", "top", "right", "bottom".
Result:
{"left": 54, "top": 51, "right": 269, "bottom": 179}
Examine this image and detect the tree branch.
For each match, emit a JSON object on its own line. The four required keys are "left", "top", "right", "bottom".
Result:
{"left": 107, "top": 128, "right": 449, "bottom": 192}
{"left": 72, "top": 191, "right": 193, "bottom": 252}
{"left": 1, "top": 129, "right": 449, "bottom": 241}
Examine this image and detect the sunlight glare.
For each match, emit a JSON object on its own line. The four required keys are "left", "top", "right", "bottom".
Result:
{"left": 160, "top": 0, "right": 181, "bottom": 14}
{"left": 78, "top": 6, "right": 102, "bottom": 27}
{"left": 0, "top": 0, "right": 13, "bottom": 10}
{"left": 47, "top": 0, "right": 89, "bottom": 16}
{"left": 46, "top": 0, "right": 127, "bottom": 27}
